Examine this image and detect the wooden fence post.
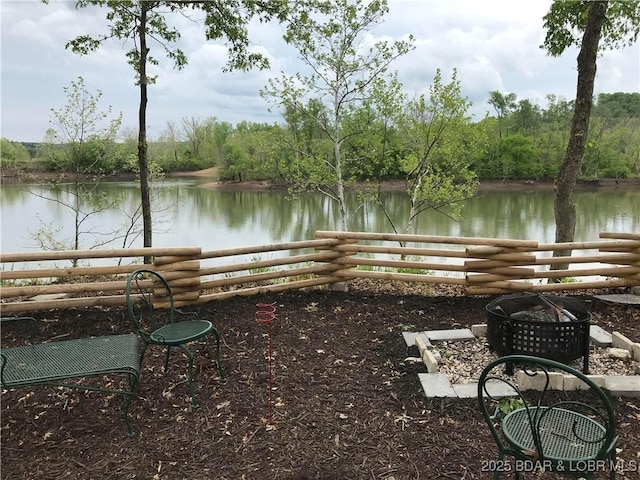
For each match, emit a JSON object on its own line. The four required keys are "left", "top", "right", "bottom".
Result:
{"left": 153, "top": 249, "right": 202, "bottom": 307}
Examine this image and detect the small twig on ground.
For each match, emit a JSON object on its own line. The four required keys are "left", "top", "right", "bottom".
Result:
{"left": 235, "top": 426, "right": 261, "bottom": 453}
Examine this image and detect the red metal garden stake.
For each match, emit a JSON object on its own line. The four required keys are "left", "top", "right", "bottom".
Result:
{"left": 255, "top": 302, "right": 276, "bottom": 424}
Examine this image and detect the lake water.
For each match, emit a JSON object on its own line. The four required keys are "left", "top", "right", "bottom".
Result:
{"left": 1, "top": 178, "right": 638, "bottom": 255}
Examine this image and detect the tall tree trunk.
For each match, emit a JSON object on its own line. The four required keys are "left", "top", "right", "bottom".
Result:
{"left": 552, "top": 1, "right": 608, "bottom": 273}
{"left": 138, "top": 3, "right": 153, "bottom": 258}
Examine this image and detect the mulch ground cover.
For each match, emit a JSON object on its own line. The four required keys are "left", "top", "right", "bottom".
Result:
{"left": 2, "top": 282, "right": 639, "bottom": 479}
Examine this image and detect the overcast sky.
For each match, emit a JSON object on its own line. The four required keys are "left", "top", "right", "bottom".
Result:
{"left": 2, "top": 0, "right": 639, "bottom": 143}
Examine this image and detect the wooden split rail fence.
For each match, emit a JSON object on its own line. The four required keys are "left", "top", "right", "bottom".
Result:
{"left": 0, "top": 232, "right": 638, "bottom": 314}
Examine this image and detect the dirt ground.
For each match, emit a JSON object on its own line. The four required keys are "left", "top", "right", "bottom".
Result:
{"left": 1, "top": 281, "right": 639, "bottom": 479}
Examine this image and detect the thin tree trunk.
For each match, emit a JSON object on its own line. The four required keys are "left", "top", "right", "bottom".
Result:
{"left": 138, "top": 3, "right": 152, "bottom": 259}
{"left": 552, "top": 0, "right": 608, "bottom": 274}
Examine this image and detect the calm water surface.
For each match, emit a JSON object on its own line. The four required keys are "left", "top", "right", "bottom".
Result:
{"left": 1, "top": 179, "right": 638, "bottom": 255}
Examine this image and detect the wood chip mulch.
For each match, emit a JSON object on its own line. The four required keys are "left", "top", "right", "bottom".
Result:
{"left": 2, "top": 282, "right": 639, "bottom": 479}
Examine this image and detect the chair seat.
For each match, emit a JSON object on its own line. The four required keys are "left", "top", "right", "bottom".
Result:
{"left": 502, "top": 406, "right": 607, "bottom": 461}
{"left": 150, "top": 320, "right": 213, "bottom": 345}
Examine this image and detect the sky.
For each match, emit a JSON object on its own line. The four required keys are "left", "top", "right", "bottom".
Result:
{"left": 1, "top": 0, "right": 639, "bottom": 143}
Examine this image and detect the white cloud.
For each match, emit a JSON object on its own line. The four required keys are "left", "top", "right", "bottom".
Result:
{"left": 1, "top": 0, "right": 639, "bottom": 142}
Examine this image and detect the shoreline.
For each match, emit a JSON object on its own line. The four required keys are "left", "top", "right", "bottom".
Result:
{"left": 2, "top": 167, "right": 639, "bottom": 192}
{"left": 192, "top": 177, "right": 640, "bottom": 192}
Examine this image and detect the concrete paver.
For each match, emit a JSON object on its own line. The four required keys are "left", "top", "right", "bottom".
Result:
{"left": 589, "top": 325, "right": 612, "bottom": 346}
{"left": 605, "top": 376, "right": 640, "bottom": 397}
{"left": 418, "top": 373, "right": 456, "bottom": 398}
{"left": 426, "top": 329, "right": 475, "bottom": 342}
{"left": 402, "top": 331, "right": 430, "bottom": 347}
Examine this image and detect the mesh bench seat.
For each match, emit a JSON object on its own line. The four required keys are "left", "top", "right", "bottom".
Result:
{"left": 1, "top": 333, "right": 143, "bottom": 435}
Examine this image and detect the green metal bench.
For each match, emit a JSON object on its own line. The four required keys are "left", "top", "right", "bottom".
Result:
{"left": 1, "top": 332, "right": 143, "bottom": 435}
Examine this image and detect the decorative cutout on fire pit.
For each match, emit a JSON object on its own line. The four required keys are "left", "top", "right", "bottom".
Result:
{"left": 486, "top": 293, "right": 591, "bottom": 374}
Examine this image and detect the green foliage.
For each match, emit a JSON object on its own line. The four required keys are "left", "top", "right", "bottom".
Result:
{"left": 488, "top": 90, "right": 517, "bottom": 138}
{"left": 29, "top": 218, "right": 70, "bottom": 252}
{"left": 491, "top": 134, "right": 542, "bottom": 179}
{"left": 0, "top": 139, "right": 31, "bottom": 166}
{"left": 42, "top": 77, "right": 122, "bottom": 174}
{"left": 559, "top": 276, "right": 579, "bottom": 284}
{"left": 16, "top": 1, "right": 637, "bottom": 192}
{"left": 395, "top": 323, "right": 416, "bottom": 331}
{"left": 8, "top": 85, "right": 640, "bottom": 183}
{"left": 542, "top": 0, "right": 640, "bottom": 56}
{"left": 595, "top": 92, "right": 640, "bottom": 117}
{"left": 263, "top": 0, "right": 414, "bottom": 229}
{"left": 248, "top": 255, "right": 274, "bottom": 275}
{"left": 497, "top": 398, "right": 527, "bottom": 415}
{"left": 476, "top": 90, "right": 640, "bottom": 181}
{"left": 392, "top": 69, "right": 482, "bottom": 235}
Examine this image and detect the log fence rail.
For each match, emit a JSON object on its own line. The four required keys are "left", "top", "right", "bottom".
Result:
{"left": 0, "top": 231, "right": 638, "bottom": 314}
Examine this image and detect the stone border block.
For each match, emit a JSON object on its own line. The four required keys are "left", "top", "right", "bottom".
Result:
{"left": 563, "top": 374, "right": 605, "bottom": 391}
{"left": 471, "top": 324, "right": 487, "bottom": 337}
{"left": 415, "top": 335, "right": 430, "bottom": 354}
{"left": 517, "top": 370, "right": 564, "bottom": 391}
{"left": 612, "top": 331, "right": 634, "bottom": 351}
{"left": 407, "top": 325, "right": 639, "bottom": 399}
{"left": 422, "top": 348, "right": 440, "bottom": 373}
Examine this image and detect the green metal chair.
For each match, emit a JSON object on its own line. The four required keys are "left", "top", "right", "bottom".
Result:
{"left": 125, "top": 269, "right": 224, "bottom": 407}
{"left": 477, "top": 355, "right": 618, "bottom": 479}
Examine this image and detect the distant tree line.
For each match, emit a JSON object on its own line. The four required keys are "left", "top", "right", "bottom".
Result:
{"left": 3, "top": 91, "right": 638, "bottom": 182}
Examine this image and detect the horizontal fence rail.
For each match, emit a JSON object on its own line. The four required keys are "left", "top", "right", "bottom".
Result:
{"left": 0, "top": 232, "right": 638, "bottom": 314}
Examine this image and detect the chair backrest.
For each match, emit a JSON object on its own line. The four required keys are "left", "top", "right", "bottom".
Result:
{"left": 125, "top": 269, "right": 175, "bottom": 339}
{"left": 477, "top": 355, "right": 617, "bottom": 462}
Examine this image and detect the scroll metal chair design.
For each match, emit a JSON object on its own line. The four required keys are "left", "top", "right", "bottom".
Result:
{"left": 126, "top": 269, "right": 224, "bottom": 407}
{"left": 478, "top": 355, "right": 618, "bottom": 479}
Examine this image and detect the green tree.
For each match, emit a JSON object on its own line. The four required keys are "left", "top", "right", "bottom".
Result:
{"left": 512, "top": 99, "right": 542, "bottom": 136}
{"left": 496, "top": 134, "right": 542, "bottom": 179}
{"left": 341, "top": 74, "right": 406, "bottom": 180}
{"left": 198, "top": 118, "right": 233, "bottom": 169}
{"left": 391, "top": 69, "right": 483, "bottom": 239}
{"left": 60, "top": 0, "right": 290, "bottom": 253}
{"left": 31, "top": 77, "right": 123, "bottom": 263}
{"left": 594, "top": 92, "right": 640, "bottom": 117}
{"left": 181, "top": 116, "right": 205, "bottom": 160}
{"left": 488, "top": 91, "right": 517, "bottom": 139}
{"left": 537, "top": 94, "right": 573, "bottom": 178}
{"left": 42, "top": 77, "right": 122, "bottom": 175}
{"left": 262, "top": 0, "right": 413, "bottom": 230}
{"left": 542, "top": 0, "right": 640, "bottom": 256}
{"left": 0, "top": 139, "right": 31, "bottom": 170}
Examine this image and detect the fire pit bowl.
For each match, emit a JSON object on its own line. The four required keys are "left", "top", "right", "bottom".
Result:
{"left": 486, "top": 293, "right": 591, "bottom": 373}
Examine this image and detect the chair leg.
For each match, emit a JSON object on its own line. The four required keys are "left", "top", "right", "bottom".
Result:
{"left": 123, "top": 372, "right": 139, "bottom": 436}
{"left": 609, "top": 451, "right": 617, "bottom": 480}
{"left": 178, "top": 344, "right": 198, "bottom": 407}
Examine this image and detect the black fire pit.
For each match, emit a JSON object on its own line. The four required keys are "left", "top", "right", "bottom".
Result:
{"left": 486, "top": 293, "right": 591, "bottom": 374}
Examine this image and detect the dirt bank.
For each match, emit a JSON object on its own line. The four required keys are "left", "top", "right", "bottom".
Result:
{"left": 195, "top": 177, "right": 640, "bottom": 192}
{"left": 3, "top": 166, "right": 639, "bottom": 191}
